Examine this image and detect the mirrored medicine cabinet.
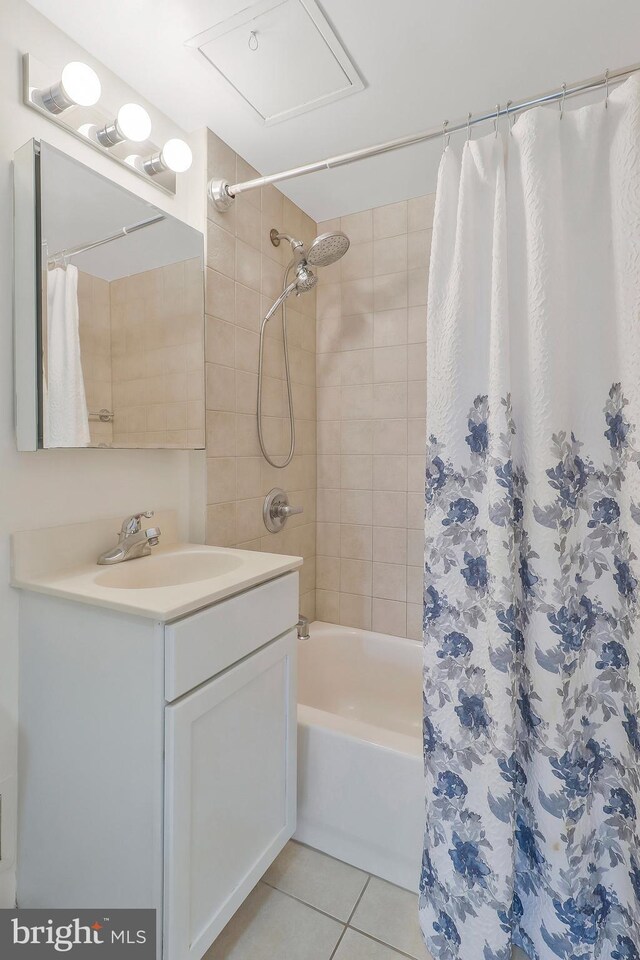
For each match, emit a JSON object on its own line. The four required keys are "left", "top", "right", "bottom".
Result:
{"left": 14, "top": 139, "right": 205, "bottom": 451}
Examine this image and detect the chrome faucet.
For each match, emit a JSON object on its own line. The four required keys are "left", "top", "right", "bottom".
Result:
{"left": 97, "top": 511, "right": 161, "bottom": 565}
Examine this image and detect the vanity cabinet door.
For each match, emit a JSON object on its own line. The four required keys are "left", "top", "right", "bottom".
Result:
{"left": 163, "top": 630, "right": 297, "bottom": 960}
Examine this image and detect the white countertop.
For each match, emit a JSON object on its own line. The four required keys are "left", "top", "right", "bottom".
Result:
{"left": 11, "top": 513, "right": 302, "bottom": 621}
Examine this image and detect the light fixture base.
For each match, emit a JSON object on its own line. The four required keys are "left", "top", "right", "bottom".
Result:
{"left": 208, "top": 179, "right": 235, "bottom": 211}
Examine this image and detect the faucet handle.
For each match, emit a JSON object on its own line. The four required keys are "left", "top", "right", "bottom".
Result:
{"left": 120, "top": 511, "right": 154, "bottom": 536}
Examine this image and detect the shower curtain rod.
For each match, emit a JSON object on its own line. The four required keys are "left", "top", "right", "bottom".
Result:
{"left": 208, "top": 61, "right": 640, "bottom": 211}
{"left": 46, "top": 214, "right": 165, "bottom": 267}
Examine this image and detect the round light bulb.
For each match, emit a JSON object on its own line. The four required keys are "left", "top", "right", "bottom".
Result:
{"left": 161, "top": 138, "right": 193, "bottom": 173}
{"left": 60, "top": 61, "right": 101, "bottom": 107}
{"left": 116, "top": 103, "right": 151, "bottom": 142}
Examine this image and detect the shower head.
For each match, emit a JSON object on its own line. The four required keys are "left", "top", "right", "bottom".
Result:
{"left": 294, "top": 263, "right": 318, "bottom": 293}
{"left": 306, "top": 231, "right": 350, "bottom": 267}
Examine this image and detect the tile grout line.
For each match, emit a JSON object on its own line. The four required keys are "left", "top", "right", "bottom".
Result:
{"left": 327, "top": 875, "right": 371, "bottom": 960}
{"left": 259, "top": 878, "right": 353, "bottom": 926}
{"left": 345, "top": 874, "right": 371, "bottom": 925}
{"left": 346, "top": 925, "right": 425, "bottom": 960}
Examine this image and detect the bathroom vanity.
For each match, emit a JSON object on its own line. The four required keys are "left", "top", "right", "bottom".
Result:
{"left": 12, "top": 513, "right": 301, "bottom": 960}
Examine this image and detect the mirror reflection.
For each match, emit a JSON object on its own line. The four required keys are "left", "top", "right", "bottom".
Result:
{"left": 40, "top": 142, "right": 205, "bottom": 449}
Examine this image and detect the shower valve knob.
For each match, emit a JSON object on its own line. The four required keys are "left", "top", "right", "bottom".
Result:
{"left": 263, "top": 488, "right": 303, "bottom": 533}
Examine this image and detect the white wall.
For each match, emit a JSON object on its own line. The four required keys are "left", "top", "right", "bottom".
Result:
{"left": 0, "top": 0, "right": 207, "bottom": 904}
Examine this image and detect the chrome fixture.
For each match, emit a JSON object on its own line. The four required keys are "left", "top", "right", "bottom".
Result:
{"left": 88, "top": 408, "right": 114, "bottom": 423}
{"left": 258, "top": 229, "right": 349, "bottom": 468}
{"left": 141, "top": 138, "right": 193, "bottom": 175}
{"left": 95, "top": 103, "right": 152, "bottom": 147}
{"left": 97, "top": 511, "right": 161, "bottom": 564}
{"left": 36, "top": 61, "right": 101, "bottom": 114}
{"left": 297, "top": 616, "right": 310, "bottom": 641}
{"left": 263, "top": 489, "right": 303, "bottom": 533}
{"left": 23, "top": 55, "right": 184, "bottom": 196}
{"left": 207, "top": 61, "right": 640, "bottom": 210}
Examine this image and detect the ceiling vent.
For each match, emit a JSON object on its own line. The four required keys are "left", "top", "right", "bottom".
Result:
{"left": 186, "top": 0, "right": 364, "bottom": 125}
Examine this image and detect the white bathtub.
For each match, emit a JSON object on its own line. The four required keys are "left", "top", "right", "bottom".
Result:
{"left": 295, "top": 621, "right": 424, "bottom": 892}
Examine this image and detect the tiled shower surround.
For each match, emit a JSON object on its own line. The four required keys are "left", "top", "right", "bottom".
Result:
{"left": 204, "top": 131, "right": 318, "bottom": 619}
{"left": 204, "top": 130, "right": 433, "bottom": 637}
{"left": 314, "top": 197, "right": 434, "bottom": 640}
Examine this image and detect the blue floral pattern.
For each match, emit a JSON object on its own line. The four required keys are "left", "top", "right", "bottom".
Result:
{"left": 421, "top": 384, "right": 640, "bottom": 959}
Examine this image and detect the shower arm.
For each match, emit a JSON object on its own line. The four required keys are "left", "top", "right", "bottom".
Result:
{"left": 208, "top": 60, "right": 640, "bottom": 210}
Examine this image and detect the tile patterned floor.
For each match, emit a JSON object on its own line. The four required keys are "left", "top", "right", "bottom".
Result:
{"left": 204, "top": 840, "right": 431, "bottom": 960}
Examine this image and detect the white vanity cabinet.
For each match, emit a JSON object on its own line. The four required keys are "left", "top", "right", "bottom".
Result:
{"left": 17, "top": 570, "right": 299, "bottom": 960}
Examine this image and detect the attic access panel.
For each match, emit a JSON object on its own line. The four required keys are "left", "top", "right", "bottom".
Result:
{"left": 187, "top": 0, "right": 364, "bottom": 125}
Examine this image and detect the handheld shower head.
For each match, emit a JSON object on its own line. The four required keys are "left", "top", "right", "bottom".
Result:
{"left": 294, "top": 263, "right": 318, "bottom": 293}
{"left": 306, "top": 231, "right": 350, "bottom": 267}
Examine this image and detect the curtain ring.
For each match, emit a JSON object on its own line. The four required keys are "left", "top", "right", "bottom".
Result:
{"left": 493, "top": 103, "right": 500, "bottom": 139}
{"left": 466, "top": 112, "right": 472, "bottom": 142}
{"left": 248, "top": 30, "right": 259, "bottom": 51}
{"left": 442, "top": 120, "right": 450, "bottom": 154}
{"left": 559, "top": 82, "right": 566, "bottom": 119}
{"left": 506, "top": 99, "right": 514, "bottom": 134}
{"left": 604, "top": 68, "right": 610, "bottom": 109}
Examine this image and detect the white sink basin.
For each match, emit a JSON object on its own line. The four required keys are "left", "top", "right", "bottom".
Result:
{"left": 94, "top": 550, "right": 244, "bottom": 590}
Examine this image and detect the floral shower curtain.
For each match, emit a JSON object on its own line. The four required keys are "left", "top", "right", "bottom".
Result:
{"left": 421, "top": 77, "right": 640, "bottom": 959}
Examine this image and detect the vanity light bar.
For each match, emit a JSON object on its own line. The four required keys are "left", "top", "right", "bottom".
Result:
{"left": 23, "top": 54, "right": 190, "bottom": 197}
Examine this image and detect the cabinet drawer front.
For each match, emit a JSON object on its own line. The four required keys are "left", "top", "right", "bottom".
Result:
{"left": 164, "top": 630, "right": 297, "bottom": 960}
{"left": 165, "top": 572, "right": 298, "bottom": 701}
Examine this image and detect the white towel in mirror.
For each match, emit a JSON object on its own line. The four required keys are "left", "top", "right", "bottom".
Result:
{"left": 43, "top": 265, "right": 91, "bottom": 447}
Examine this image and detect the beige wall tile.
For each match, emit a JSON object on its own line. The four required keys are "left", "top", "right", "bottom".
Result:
{"left": 207, "top": 222, "right": 235, "bottom": 277}
{"left": 341, "top": 313, "right": 373, "bottom": 351}
{"left": 339, "top": 593, "right": 372, "bottom": 630}
{"left": 407, "top": 305, "right": 427, "bottom": 344}
{"left": 408, "top": 194, "right": 435, "bottom": 232}
{"left": 372, "top": 598, "right": 406, "bottom": 637}
{"left": 206, "top": 268, "right": 235, "bottom": 322}
{"left": 340, "top": 349, "right": 372, "bottom": 386}
{"left": 373, "top": 527, "right": 407, "bottom": 565}
{"left": 206, "top": 363, "right": 235, "bottom": 412}
{"left": 340, "top": 524, "right": 372, "bottom": 561}
{"left": 373, "top": 345, "right": 407, "bottom": 383}
{"left": 317, "top": 556, "right": 340, "bottom": 591}
{"left": 373, "top": 562, "right": 406, "bottom": 602}
{"left": 373, "top": 272, "right": 408, "bottom": 312}
{"left": 317, "top": 522, "right": 340, "bottom": 558}
{"left": 373, "top": 235, "right": 407, "bottom": 276}
{"left": 317, "top": 589, "right": 340, "bottom": 622}
{"left": 373, "top": 201, "right": 407, "bottom": 239}
{"left": 341, "top": 242, "right": 373, "bottom": 282}
{"left": 373, "top": 308, "right": 408, "bottom": 347}
{"left": 341, "top": 420, "right": 373, "bottom": 455}
{"left": 341, "top": 455, "right": 372, "bottom": 490}
{"left": 207, "top": 457, "right": 236, "bottom": 504}
{"left": 341, "top": 209, "right": 373, "bottom": 244}
{"left": 406, "top": 602, "right": 423, "bottom": 641}
{"left": 317, "top": 420, "right": 341, "bottom": 454}
{"left": 340, "top": 490, "right": 373, "bottom": 526}
{"left": 373, "top": 455, "right": 407, "bottom": 491}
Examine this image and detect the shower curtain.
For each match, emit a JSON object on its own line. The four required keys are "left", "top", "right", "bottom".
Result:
{"left": 421, "top": 77, "right": 640, "bottom": 959}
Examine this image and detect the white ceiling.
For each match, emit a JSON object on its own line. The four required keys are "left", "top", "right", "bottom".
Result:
{"left": 27, "top": 0, "right": 640, "bottom": 221}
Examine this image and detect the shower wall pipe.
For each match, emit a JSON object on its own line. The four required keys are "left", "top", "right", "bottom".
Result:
{"left": 208, "top": 61, "right": 640, "bottom": 210}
